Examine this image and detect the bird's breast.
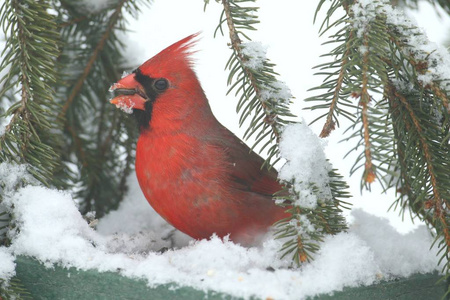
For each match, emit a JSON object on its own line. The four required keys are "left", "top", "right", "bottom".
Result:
{"left": 135, "top": 132, "right": 235, "bottom": 235}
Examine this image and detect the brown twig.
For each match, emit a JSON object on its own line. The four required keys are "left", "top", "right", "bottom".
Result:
{"left": 294, "top": 207, "right": 308, "bottom": 263}
{"left": 360, "top": 34, "right": 375, "bottom": 183}
{"left": 319, "top": 31, "right": 354, "bottom": 138}
{"left": 428, "top": 82, "right": 449, "bottom": 114}
{"left": 66, "top": 125, "right": 88, "bottom": 167}
{"left": 297, "top": 235, "right": 308, "bottom": 263}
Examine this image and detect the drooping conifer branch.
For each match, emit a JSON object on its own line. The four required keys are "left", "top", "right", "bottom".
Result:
{"left": 54, "top": 0, "right": 149, "bottom": 217}
{"left": 0, "top": 0, "right": 61, "bottom": 184}
{"left": 221, "top": 0, "right": 281, "bottom": 141}
{"left": 309, "top": 0, "right": 450, "bottom": 280}
{"left": 388, "top": 83, "right": 450, "bottom": 248}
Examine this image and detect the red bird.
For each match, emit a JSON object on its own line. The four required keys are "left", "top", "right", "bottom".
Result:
{"left": 109, "top": 34, "right": 288, "bottom": 246}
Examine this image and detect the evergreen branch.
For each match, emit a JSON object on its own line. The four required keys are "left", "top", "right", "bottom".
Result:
{"left": 218, "top": 0, "right": 295, "bottom": 170}
{"left": 386, "top": 81, "right": 450, "bottom": 279}
{"left": 54, "top": 0, "right": 149, "bottom": 217}
{"left": 309, "top": 0, "right": 449, "bottom": 277}
{"left": 360, "top": 98, "right": 376, "bottom": 183}
{"left": 389, "top": 36, "right": 450, "bottom": 114}
{"left": 221, "top": 0, "right": 282, "bottom": 141}
{"left": 385, "top": 83, "right": 437, "bottom": 227}
{"left": 390, "top": 84, "right": 450, "bottom": 245}
{"left": 274, "top": 164, "right": 350, "bottom": 266}
{"left": 59, "top": 0, "right": 128, "bottom": 118}
{"left": 0, "top": 277, "right": 33, "bottom": 300}
{"left": 0, "top": 0, "right": 61, "bottom": 185}
{"left": 411, "top": 60, "right": 450, "bottom": 114}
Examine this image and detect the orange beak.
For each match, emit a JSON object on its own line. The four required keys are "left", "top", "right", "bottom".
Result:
{"left": 109, "top": 73, "right": 147, "bottom": 111}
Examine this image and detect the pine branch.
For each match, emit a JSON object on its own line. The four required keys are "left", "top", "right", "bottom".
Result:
{"left": 309, "top": 0, "right": 450, "bottom": 279}
{"left": 386, "top": 82, "right": 450, "bottom": 271}
{"left": 54, "top": 0, "right": 149, "bottom": 217}
{"left": 0, "top": 277, "right": 33, "bottom": 300}
{"left": 221, "top": 0, "right": 282, "bottom": 141}
{"left": 0, "top": 0, "right": 61, "bottom": 185}
{"left": 274, "top": 169, "right": 351, "bottom": 264}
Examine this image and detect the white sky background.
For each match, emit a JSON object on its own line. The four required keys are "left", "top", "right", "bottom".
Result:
{"left": 122, "top": 0, "right": 450, "bottom": 233}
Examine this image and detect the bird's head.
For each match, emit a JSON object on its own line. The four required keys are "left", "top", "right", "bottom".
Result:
{"left": 109, "top": 33, "right": 206, "bottom": 131}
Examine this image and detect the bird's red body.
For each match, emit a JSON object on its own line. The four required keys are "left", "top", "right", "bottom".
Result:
{"left": 110, "top": 34, "right": 288, "bottom": 245}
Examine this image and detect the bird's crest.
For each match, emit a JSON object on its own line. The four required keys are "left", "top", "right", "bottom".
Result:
{"left": 138, "top": 33, "right": 200, "bottom": 76}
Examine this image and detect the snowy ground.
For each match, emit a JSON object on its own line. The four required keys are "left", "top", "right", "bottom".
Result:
{"left": 0, "top": 164, "right": 441, "bottom": 300}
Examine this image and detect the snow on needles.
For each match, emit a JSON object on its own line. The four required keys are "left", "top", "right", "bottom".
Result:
{"left": 241, "top": 42, "right": 267, "bottom": 71}
{"left": 278, "top": 122, "right": 332, "bottom": 209}
{"left": 0, "top": 163, "right": 441, "bottom": 299}
{"left": 241, "top": 42, "right": 293, "bottom": 105}
{"left": 352, "top": 0, "right": 450, "bottom": 89}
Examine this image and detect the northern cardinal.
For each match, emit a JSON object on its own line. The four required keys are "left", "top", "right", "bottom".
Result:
{"left": 109, "top": 34, "right": 288, "bottom": 246}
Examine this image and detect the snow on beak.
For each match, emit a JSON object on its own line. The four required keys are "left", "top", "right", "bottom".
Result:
{"left": 109, "top": 73, "right": 148, "bottom": 113}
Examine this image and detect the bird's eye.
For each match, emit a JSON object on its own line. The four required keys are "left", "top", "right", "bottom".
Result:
{"left": 153, "top": 78, "right": 169, "bottom": 91}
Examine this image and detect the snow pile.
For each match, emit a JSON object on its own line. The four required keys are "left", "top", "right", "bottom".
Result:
{"left": 350, "top": 209, "right": 439, "bottom": 277}
{"left": 278, "top": 122, "right": 332, "bottom": 208}
{"left": 5, "top": 186, "right": 115, "bottom": 269}
{"left": 0, "top": 163, "right": 38, "bottom": 237}
{"left": 0, "top": 163, "right": 37, "bottom": 192}
{"left": 96, "top": 175, "right": 192, "bottom": 252}
{"left": 0, "top": 163, "right": 440, "bottom": 300}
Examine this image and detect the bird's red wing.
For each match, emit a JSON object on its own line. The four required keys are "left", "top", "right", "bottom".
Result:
{"left": 212, "top": 127, "right": 283, "bottom": 197}
{"left": 228, "top": 149, "right": 282, "bottom": 196}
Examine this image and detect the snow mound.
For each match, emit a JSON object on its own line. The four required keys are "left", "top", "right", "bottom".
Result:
{"left": 1, "top": 170, "right": 440, "bottom": 300}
